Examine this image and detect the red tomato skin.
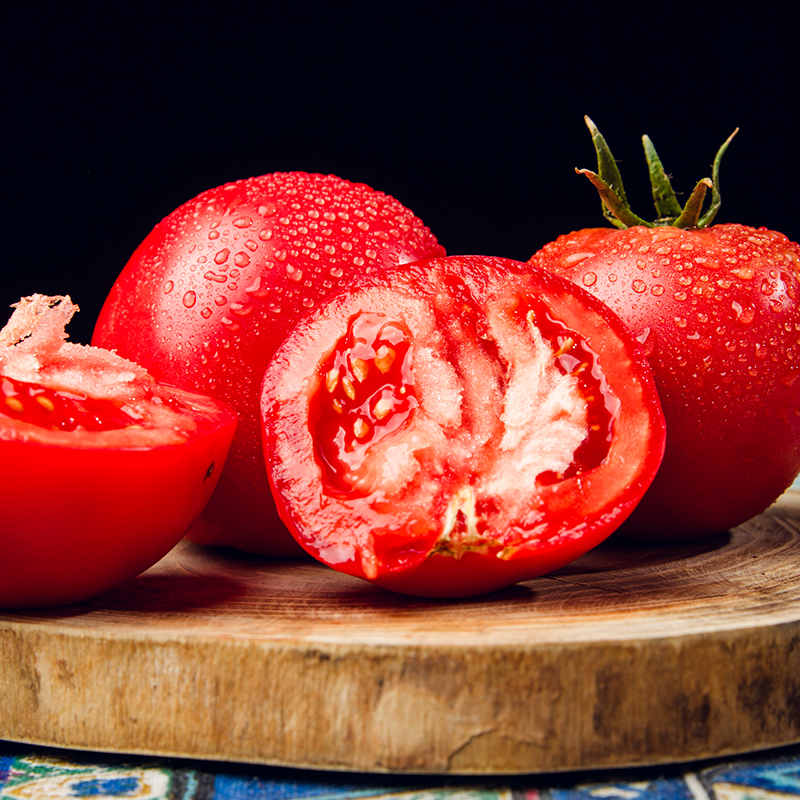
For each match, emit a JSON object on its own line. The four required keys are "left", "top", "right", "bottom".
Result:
{"left": 261, "top": 256, "right": 666, "bottom": 597}
{"left": 0, "top": 388, "right": 236, "bottom": 608}
{"left": 92, "top": 173, "right": 445, "bottom": 556}
{"left": 530, "top": 224, "right": 800, "bottom": 540}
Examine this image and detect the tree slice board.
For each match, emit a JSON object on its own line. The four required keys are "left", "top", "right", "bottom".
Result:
{"left": 1, "top": 491, "right": 799, "bottom": 776}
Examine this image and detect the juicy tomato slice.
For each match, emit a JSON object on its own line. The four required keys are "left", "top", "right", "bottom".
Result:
{"left": 0, "top": 295, "right": 237, "bottom": 608}
{"left": 261, "top": 256, "right": 666, "bottom": 598}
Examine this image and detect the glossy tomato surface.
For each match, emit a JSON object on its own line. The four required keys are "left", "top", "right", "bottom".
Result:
{"left": 261, "top": 256, "right": 666, "bottom": 597}
{"left": 530, "top": 224, "right": 800, "bottom": 540}
{"left": 92, "top": 172, "right": 445, "bottom": 555}
{"left": 1, "top": 295, "right": 236, "bottom": 607}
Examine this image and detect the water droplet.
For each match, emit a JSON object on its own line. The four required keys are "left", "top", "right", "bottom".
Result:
{"left": 674, "top": 317, "right": 688, "bottom": 328}
{"left": 204, "top": 271, "right": 228, "bottom": 283}
{"left": 632, "top": 279, "right": 646, "bottom": 293}
{"left": 674, "top": 291, "right": 688, "bottom": 302}
{"left": 214, "top": 248, "right": 230, "bottom": 265}
{"left": 330, "top": 266, "right": 344, "bottom": 278}
{"left": 651, "top": 284, "right": 665, "bottom": 296}
{"left": 208, "top": 230, "right": 220, "bottom": 240}
{"left": 259, "top": 203, "right": 277, "bottom": 217}
{"left": 582, "top": 272, "right": 597, "bottom": 287}
{"left": 201, "top": 307, "right": 212, "bottom": 319}
{"left": 182, "top": 291, "right": 197, "bottom": 309}
{"left": 214, "top": 296, "right": 227, "bottom": 306}
{"left": 365, "top": 249, "right": 377, "bottom": 260}
{"left": 357, "top": 221, "right": 369, "bottom": 231}
{"left": 163, "top": 280, "right": 174, "bottom": 295}
{"left": 244, "top": 239, "right": 258, "bottom": 252}
{"left": 287, "top": 266, "right": 303, "bottom": 282}
{"left": 353, "top": 256, "right": 365, "bottom": 266}
{"left": 234, "top": 251, "right": 251, "bottom": 267}
{"left": 259, "top": 228, "right": 273, "bottom": 241}
{"left": 731, "top": 300, "right": 756, "bottom": 324}
{"left": 274, "top": 250, "right": 287, "bottom": 262}
{"left": 324, "top": 244, "right": 336, "bottom": 255}
{"left": 302, "top": 297, "right": 315, "bottom": 308}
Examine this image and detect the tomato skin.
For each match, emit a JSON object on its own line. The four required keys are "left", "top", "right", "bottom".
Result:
{"left": 530, "top": 223, "right": 800, "bottom": 540}
{"left": 261, "top": 256, "right": 666, "bottom": 597}
{"left": 92, "top": 173, "right": 445, "bottom": 556}
{"left": 0, "top": 387, "right": 236, "bottom": 607}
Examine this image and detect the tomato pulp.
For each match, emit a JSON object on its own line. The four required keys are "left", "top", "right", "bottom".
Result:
{"left": 0, "top": 295, "right": 236, "bottom": 607}
{"left": 261, "top": 256, "right": 666, "bottom": 597}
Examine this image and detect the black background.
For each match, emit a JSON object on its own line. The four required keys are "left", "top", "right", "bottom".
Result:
{"left": 4, "top": 10, "right": 797, "bottom": 345}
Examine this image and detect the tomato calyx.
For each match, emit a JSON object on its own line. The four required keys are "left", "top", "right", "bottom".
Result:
{"left": 578, "top": 116, "right": 738, "bottom": 230}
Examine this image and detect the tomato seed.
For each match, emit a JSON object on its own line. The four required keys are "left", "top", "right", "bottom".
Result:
{"left": 353, "top": 418, "right": 370, "bottom": 439}
{"left": 351, "top": 357, "right": 369, "bottom": 382}
{"left": 5, "top": 397, "right": 23, "bottom": 413}
{"left": 374, "top": 346, "right": 395, "bottom": 373}
{"left": 326, "top": 369, "right": 339, "bottom": 393}
{"left": 342, "top": 377, "right": 356, "bottom": 400}
{"left": 35, "top": 395, "right": 55, "bottom": 412}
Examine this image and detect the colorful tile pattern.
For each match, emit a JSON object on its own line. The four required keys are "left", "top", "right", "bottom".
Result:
{"left": 0, "top": 743, "right": 798, "bottom": 800}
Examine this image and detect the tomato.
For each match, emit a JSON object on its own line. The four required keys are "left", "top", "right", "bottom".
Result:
{"left": 529, "top": 119, "right": 800, "bottom": 540}
{"left": 0, "top": 295, "right": 236, "bottom": 608}
{"left": 260, "top": 255, "right": 666, "bottom": 597}
{"left": 92, "top": 172, "right": 445, "bottom": 556}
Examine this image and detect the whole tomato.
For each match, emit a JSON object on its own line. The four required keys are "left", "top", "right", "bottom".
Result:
{"left": 1, "top": 295, "right": 236, "bottom": 607}
{"left": 92, "top": 172, "right": 445, "bottom": 555}
{"left": 529, "top": 119, "right": 800, "bottom": 540}
{"left": 261, "top": 256, "right": 666, "bottom": 597}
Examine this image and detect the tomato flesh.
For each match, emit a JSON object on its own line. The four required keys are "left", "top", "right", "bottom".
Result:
{"left": 0, "top": 295, "right": 237, "bottom": 608}
{"left": 261, "top": 256, "right": 666, "bottom": 597}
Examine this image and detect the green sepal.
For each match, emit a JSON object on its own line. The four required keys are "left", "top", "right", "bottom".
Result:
{"left": 574, "top": 168, "right": 653, "bottom": 229}
{"left": 643, "top": 135, "right": 683, "bottom": 223}
{"left": 578, "top": 119, "right": 738, "bottom": 229}
{"left": 673, "top": 178, "right": 713, "bottom": 229}
{"left": 584, "top": 116, "right": 632, "bottom": 228}
{"left": 698, "top": 128, "right": 738, "bottom": 228}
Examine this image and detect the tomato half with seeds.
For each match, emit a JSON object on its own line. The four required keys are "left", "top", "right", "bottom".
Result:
{"left": 261, "top": 256, "right": 666, "bottom": 597}
{"left": 0, "top": 295, "right": 236, "bottom": 608}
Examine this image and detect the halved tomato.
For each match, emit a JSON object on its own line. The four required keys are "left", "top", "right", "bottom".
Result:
{"left": 0, "top": 295, "right": 237, "bottom": 607}
{"left": 261, "top": 256, "right": 666, "bottom": 597}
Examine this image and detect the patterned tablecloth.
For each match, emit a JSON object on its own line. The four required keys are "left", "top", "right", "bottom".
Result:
{"left": 1, "top": 741, "right": 799, "bottom": 800}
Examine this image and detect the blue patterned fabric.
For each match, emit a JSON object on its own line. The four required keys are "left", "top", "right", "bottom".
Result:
{"left": 1, "top": 741, "right": 798, "bottom": 799}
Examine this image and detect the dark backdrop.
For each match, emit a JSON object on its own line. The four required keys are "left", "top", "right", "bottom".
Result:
{"left": 4, "top": 10, "right": 796, "bottom": 344}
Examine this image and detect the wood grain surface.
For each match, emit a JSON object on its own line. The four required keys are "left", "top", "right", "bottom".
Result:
{"left": 1, "top": 490, "right": 799, "bottom": 775}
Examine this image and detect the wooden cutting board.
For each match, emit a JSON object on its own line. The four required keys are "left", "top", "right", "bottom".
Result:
{"left": 1, "top": 491, "right": 799, "bottom": 776}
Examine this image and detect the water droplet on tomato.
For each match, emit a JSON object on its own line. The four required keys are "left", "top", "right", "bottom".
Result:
{"left": 214, "top": 296, "right": 227, "bottom": 306}
{"left": 163, "top": 281, "right": 174, "bottom": 295}
{"left": 201, "top": 307, "right": 212, "bottom": 319}
{"left": 651, "top": 284, "right": 665, "bottom": 296}
{"left": 582, "top": 272, "right": 597, "bottom": 287}
{"left": 258, "top": 203, "right": 277, "bottom": 217}
{"left": 233, "top": 217, "right": 253, "bottom": 229}
{"left": 632, "top": 279, "right": 646, "bottom": 294}
{"left": 234, "top": 251, "right": 250, "bottom": 267}
{"left": 182, "top": 291, "right": 197, "bottom": 309}
{"left": 214, "top": 248, "right": 230, "bottom": 265}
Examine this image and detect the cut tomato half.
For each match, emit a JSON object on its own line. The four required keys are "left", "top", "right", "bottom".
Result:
{"left": 0, "top": 295, "right": 237, "bottom": 607}
{"left": 261, "top": 256, "right": 666, "bottom": 597}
